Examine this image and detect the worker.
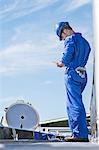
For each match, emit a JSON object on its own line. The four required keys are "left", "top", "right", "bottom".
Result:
{"left": 55, "top": 22, "right": 91, "bottom": 142}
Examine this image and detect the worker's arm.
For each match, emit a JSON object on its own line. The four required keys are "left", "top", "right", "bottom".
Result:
{"left": 61, "top": 39, "right": 75, "bottom": 67}
{"left": 55, "top": 39, "right": 75, "bottom": 68}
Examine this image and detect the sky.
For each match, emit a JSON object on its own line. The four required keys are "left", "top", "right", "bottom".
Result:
{"left": 0, "top": 0, "right": 93, "bottom": 122}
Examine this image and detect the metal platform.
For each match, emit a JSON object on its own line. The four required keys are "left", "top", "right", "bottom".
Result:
{"left": 0, "top": 141, "right": 99, "bottom": 150}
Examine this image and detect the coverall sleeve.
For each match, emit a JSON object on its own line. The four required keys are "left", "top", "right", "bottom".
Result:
{"left": 61, "top": 40, "right": 75, "bottom": 67}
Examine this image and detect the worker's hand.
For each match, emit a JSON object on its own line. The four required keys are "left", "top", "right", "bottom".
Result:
{"left": 55, "top": 60, "right": 64, "bottom": 68}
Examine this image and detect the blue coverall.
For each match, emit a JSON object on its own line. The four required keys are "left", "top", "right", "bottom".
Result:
{"left": 61, "top": 33, "right": 91, "bottom": 138}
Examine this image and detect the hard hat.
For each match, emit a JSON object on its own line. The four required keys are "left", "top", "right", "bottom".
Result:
{"left": 55, "top": 22, "right": 69, "bottom": 40}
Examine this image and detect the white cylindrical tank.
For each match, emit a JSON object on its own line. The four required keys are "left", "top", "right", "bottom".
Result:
{"left": 5, "top": 100, "right": 40, "bottom": 131}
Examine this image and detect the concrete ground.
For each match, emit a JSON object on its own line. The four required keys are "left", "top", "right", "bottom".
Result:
{"left": 0, "top": 141, "right": 99, "bottom": 150}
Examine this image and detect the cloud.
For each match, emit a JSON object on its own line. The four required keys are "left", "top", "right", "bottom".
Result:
{"left": 0, "top": 16, "right": 63, "bottom": 76}
{"left": 42, "top": 80, "right": 53, "bottom": 85}
{"left": 0, "top": 30, "right": 61, "bottom": 76}
{"left": 0, "top": 0, "right": 93, "bottom": 76}
{"left": 0, "top": 43, "right": 49, "bottom": 75}
{"left": 68, "top": 0, "right": 91, "bottom": 11}
{"left": 0, "top": 0, "right": 58, "bottom": 21}
{"left": 0, "top": 19, "right": 93, "bottom": 76}
{"left": 58, "top": 0, "right": 91, "bottom": 13}
{"left": 0, "top": 0, "right": 91, "bottom": 22}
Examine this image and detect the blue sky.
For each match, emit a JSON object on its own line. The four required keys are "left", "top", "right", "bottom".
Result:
{"left": 0, "top": 0, "right": 93, "bottom": 122}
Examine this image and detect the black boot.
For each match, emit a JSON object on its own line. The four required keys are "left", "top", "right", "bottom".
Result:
{"left": 64, "top": 136, "right": 89, "bottom": 142}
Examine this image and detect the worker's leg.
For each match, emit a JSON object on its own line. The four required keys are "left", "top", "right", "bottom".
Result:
{"left": 65, "top": 74, "right": 88, "bottom": 138}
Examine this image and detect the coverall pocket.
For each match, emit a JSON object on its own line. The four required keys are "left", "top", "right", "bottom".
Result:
{"left": 69, "top": 70, "right": 86, "bottom": 84}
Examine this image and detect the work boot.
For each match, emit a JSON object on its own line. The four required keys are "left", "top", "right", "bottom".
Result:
{"left": 64, "top": 136, "right": 89, "bottom": 142}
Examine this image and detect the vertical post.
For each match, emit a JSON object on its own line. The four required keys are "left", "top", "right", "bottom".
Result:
{"left": 93, "top": 0, "right": 99, "bottom": 143}
{"left": 12, "top": 129, "right": 18, "bottom": 141}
